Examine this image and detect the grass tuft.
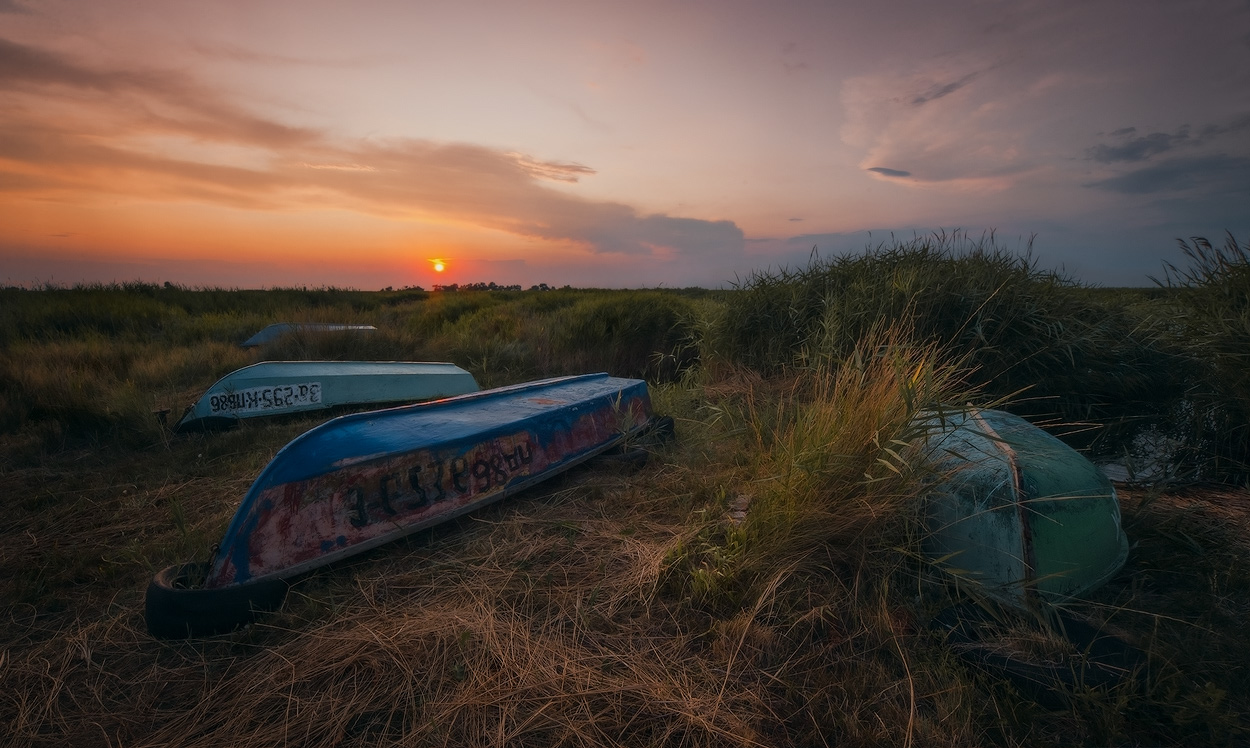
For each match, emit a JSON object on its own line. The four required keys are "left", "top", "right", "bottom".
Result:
{"left": 1154, "top": 233, "right": 1250, "bottom": 481}
{"left": 703, "top": 231, "right": 1177, "bottom": 453}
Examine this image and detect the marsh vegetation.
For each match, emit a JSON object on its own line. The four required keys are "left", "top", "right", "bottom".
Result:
{"left": 2, "top": 233, "right": 1247, "bottom": 746}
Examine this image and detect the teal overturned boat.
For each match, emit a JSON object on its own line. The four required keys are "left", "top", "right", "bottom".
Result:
{"left": 174, "top": 361, "right": 480, "bottom": 433}
{"left": 920, "top": 408, "right": 1129, "bottom": 608}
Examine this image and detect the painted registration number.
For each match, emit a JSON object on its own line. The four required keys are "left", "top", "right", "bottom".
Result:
{"left": 209, "top": 382, "right": 322, "bottom": 414}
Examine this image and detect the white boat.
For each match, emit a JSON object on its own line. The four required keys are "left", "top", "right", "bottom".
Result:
{"left": 174, "top": 361, "right": 480, "bottom": 432}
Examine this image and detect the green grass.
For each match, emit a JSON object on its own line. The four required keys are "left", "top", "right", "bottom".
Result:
{"left": 703, "top": 231, "right": 1229, "bottom": 464}
{"left": 0, "top": 285, "right": 704, "bottom": 438}
{"left": 1152, "top": 233, "right": 1250, "bottom": 480}
{"left": 1, "top": 265, "right": 1247, "bottom": 746}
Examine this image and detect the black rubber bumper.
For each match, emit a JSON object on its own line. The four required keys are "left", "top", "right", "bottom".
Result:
{"left": 145, "top": 562, "right": 289, "bottom": 639}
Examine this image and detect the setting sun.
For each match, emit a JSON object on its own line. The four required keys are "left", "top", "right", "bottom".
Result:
{"left": 430, "top": 259, "right": 446, "bottom": 273}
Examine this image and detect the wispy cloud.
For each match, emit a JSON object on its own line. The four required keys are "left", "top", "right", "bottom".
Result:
{"left": 1087, "top": 127, "right": 1191, "bottom": 163}
{"left": 1084, "top": 114, "right": 1250, "bottom": 203}
{"left": 1087, "top": 115, "right": 1250, "bottom": 163}
{"left": 841, "top": 61, "right": 1036, "bottom": 186}
{"left": 0, "top": 37, "right": 316, "bottom": 147}
{"left": 510, "top": 154, "right": 596, "bottom": 183}
{"left": 301, "top": 162, "right": 377, "bottom": 172}
{"left": 1084, "top": 155, "right": 1250, "bottom": 195}
{"left": 911, "top": 72, "right": 977, "bottom": 105}
{"left": 1198, "top": 114, "right": 1250, "bottom": 139}
{"left": 0, "top": 37, "right": 742, "bottom": 262}
{"left": 189, "top": 42, "right": 379, "bottom": 68}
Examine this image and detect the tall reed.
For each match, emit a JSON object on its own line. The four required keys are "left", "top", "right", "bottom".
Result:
{"left": 666, "top": 320, "right": 973, "bottom": 596}
{"left": 1157, "top": 233, "right": 1250, "bottom": 480}
{"left": 704, "top": 231, "right": 1175, "bottom": 450}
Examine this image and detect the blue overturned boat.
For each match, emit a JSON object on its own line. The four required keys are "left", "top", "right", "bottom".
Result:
{"left": 173, "top": 361, "right": 480, "bottom": 432}
{"left": 147, "top": 373, "right": 668, "bottom": 637}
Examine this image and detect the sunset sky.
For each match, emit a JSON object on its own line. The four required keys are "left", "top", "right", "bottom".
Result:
{"left": 1, "top": 0, "right": 1247, "bottom": 289}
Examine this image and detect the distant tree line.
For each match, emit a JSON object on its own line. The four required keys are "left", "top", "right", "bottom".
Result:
{"left": 431, "top": 281, "right": 563, "bottom": 292}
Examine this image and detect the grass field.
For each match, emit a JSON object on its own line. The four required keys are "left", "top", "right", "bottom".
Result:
{"left": 2, "top": 235, "right": 1247, "bottom": 746}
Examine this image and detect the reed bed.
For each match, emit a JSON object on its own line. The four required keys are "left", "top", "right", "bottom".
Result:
{"left": 703, "top": 231, "right": 1178, "bottom": 450}
{"left": 1153, "top": 233, "right": 1250, "bottom": 479}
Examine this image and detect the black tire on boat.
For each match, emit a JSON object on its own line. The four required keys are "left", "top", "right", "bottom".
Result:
{"left": 145, "top": 562, "right": 289, "bottom": 639}
{"left": 932, "top": 603, "right": 1146, "bottom": 708}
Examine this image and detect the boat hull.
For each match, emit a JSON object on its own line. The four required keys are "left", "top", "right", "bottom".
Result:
{"left": 205, "top": 373, "right": 656, "bottom": 589}
{"left": 241, "top": 323, "right": 376, "bottom": 348}
{"left": 174, "top": 361, "right": 480, "bottom": 432}
{"left": 920, "top": 408, "right": 1129, "bottom": 608}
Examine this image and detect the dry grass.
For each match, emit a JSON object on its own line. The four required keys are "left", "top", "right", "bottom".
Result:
{"left": 0, "top": 330, "right": 977, "bottom": 748}
{"left": 2, "top": 461, "right": 773, "bottom": 747}
{"left": 3, "top": 287, "right": 1249, "bottom": 747}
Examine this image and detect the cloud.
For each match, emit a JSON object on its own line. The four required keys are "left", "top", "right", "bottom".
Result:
{"left": 0, "top": 36, "right": 181, "bottom": 93}
{"left": 0, "top": 0, "right": 28, "bottom": 13}
{"left": 302, "top": 163, "right": 377, "bottom": 172}
{"left": 840, "top": 60, "right": 1038, "bottom": 187}
{"left": 0, "top": 37, "right": 316, "bottom": 148}
{"left": 1087, "top": 128, "right": 1191, "bottom": 163}
{"left": 0, "top": 169, "right": 61, "bottom": 192}
{"left": 1084, "top": 155, "right": 1250, "bottom": 195}
{"left": 911, "top": 72, "right": 977, "bottom": 105}
{"left": 0, "top": 38, "right": 743, "bottom": 263}
{"left": 1087, "top": 116, "right": 1250, "bottom": 164}
{"left": 1198, "top": 114, "right": 1250, "bottom": 139}
{"left": 590, "top": 213, "right": 743, "bottom": 257}
{"left": 510, "top": 154, "right": 596, "bottom": 183}
{"left": 0, "top": 249, "right": 422, "bottom": 290}
{"left": 0, "top": 121, "right": 287, "bottom": 210}
{"left": 837, "top": 3, "right": 1250, "bottom": 192}
{"left": 189, "top": 42, "right": 378, "bottom": 68}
